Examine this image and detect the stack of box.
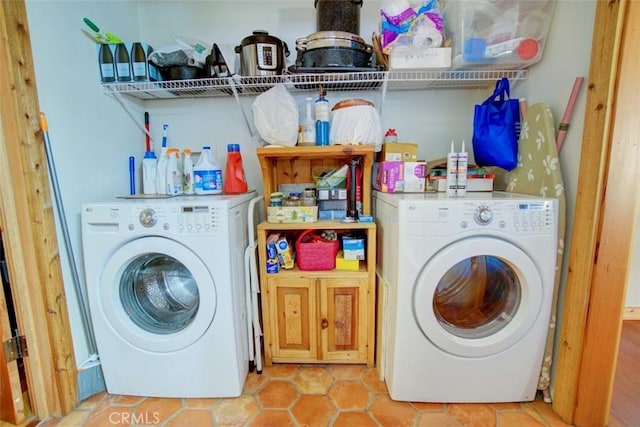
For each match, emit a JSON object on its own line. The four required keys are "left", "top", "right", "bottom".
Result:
{"left": 315, "top": 166, "right": 349, "bottom": 220}
{"left": 373, "top": 142, "right": 426, "bottom": 193}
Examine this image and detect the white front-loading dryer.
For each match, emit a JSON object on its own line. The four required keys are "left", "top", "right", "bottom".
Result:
{"left": 373, "top": 191, "right": 558, "bottom": 403}
{"left": 81, "top": 192, "right": 255, "bottom": 398}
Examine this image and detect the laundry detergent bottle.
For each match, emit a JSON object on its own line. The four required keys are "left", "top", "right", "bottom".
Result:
{"left": 193, "top": 146, "right": 223, "bottom": 195}
{"left": 223, "top": 143, "right": 248, "bottom": 194}
{"left": 182, "top": 149, "right": 194, "bottom": 195}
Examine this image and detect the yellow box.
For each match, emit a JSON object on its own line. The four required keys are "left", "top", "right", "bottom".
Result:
{"left": 267, "top": 206, "right": 318, "bottom": 223}
{"left": 335, "top": 251, "right": 360, "bottom": 271}
{"left": 376, "top": 142, "right": 419, "bottom": 162}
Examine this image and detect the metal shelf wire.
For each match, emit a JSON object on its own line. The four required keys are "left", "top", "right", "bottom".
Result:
{"left": 102, "top": 69, "right": 528, "bottom": 100}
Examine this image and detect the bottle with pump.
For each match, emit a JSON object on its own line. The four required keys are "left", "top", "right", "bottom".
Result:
{"left": 456, "top": 140, "right": 468, "bottom": 197}
{"left": 223, "top": 143, "right": 248, "bottom": 194}
{"left": 446, "top": 140, "right": 458, "bottom": 197}
{"left": 166, "top": 148, "right": 182, "bottom": 195}
{"left": 182, "top": 149, "right": 194, "bottom": 195}
{"left": 315, "top": 88, "right": 330, "bottom": 146}
{"left": 299, "top": 97, "right": 316, "bottom": 146}
{"left": 114, "top": 43, "right": 131, "bottom": 82}
{"left": 98, "top": 44, "right": 115, "bottom": 83}
{"left": 142, "top": 151, "right": 157, "bottom": 195}
{"left": 193, "top": 146, "right": 223, "bottom": 195}
{"left": 155, "top": 147, "right": 169, "bottom": 195}
{"left": 130, "top": 42, "right": 147, "bottom": 81}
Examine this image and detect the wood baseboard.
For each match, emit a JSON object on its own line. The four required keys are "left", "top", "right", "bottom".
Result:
{"left": 623, "top": 307, "right": 640, "bottom": 320}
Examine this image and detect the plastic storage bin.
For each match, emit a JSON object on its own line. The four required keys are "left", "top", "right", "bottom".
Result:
{"left": 441, "top": 0, "right": 555, "bottom": 69}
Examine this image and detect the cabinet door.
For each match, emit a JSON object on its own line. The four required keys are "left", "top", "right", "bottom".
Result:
{"left": 268, "top": 276, "right": 317, "bottom": 361}
{"left": 320, "top": 277, "right": 368, "bottom": 363}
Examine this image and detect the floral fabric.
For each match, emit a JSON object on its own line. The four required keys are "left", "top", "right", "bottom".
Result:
{"left": 505, "top": 103, "right": 566, "bottom": 391}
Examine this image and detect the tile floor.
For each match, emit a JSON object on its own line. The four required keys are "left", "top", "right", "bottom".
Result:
{"left": 39, "top": 364, "right": 571, "bottom": 427}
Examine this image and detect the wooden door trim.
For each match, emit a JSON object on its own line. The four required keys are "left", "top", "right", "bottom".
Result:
{"left": 553, "top": 0, "right": 635, "bottom": 425}
{"left": 0, "top": 1, "right": 77, "bottom": 418}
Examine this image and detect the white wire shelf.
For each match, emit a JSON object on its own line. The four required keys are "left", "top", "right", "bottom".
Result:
{"left": 102, "top": 69, "right": 528, "bottom": 100}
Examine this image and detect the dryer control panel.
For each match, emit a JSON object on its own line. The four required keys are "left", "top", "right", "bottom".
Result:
{"left": 463, "top": 200, "right": 555, "bottom": 234}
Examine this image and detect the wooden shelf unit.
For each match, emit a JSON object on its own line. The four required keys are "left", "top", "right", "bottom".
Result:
{"left": 256, "top": 146, "right": 376, "bottom": 367}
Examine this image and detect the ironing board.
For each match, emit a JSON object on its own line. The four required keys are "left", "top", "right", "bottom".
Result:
{"left": 505, "top": 103, "right": 566, "bottom": 395}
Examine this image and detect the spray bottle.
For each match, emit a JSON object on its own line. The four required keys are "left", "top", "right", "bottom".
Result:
{"left": 182, "top": 149, "right": 194, "bottom": 195}
{"left": 165, "top": 148, "right": 182, "bottom": 195}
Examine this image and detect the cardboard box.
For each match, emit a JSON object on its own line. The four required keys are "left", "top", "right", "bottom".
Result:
{"left": 318, "top": 210, "right": 347, "bottom": 221}
{"left": 388, "top": 47, "right": 452, "bottom": 70}
{"left": 342, "top": 236, "right": 365, "bottom": 260}
{"left": 373, "top": 161, "right": 426, "bottom": 193}
{"left": 267, "top": 206, "right": 318, "bottom": 223}
{"left": 335, "top": 251, "right": 360, "bottom": 271}
{"left": 317, "top": 189, "right": 348, "bottom": 201}
{"left": 430, "top": 177, "right": 494, "bottom": 192}
{"left": 376, "top": 142, "right": 418, "bottom": 162}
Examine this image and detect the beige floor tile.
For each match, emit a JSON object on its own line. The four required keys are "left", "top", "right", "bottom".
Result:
{"left": 292, "top": 367, "right": 334, "bottom": 394}
{"left": 213, "top": 395, "right": 259, "bottom": 427}
{"left": 328, "top": 380, "right": 372, "bottom": 410}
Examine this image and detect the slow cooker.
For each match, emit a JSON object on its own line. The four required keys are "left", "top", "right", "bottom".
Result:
{"left": 235, "top": 30, "right": 289, "bottom": 76}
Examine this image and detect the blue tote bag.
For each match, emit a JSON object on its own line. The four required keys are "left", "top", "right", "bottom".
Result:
{"left": 472, "top": 77, "right": 520, "bottom": 171}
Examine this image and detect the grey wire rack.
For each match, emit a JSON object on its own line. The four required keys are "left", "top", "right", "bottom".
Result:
{"left": 102, "top": 69, "right": 528, "bottom": 100}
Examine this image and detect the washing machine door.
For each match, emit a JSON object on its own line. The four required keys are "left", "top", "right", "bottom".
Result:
{"left": 413, "top": 236, "right": 543, "bottom": 358}
{"left": 99, "top": 236, "right": 216, "bottom": 353}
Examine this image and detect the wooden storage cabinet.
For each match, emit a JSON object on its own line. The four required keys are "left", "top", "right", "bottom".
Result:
{"left": 256, "top": 146, "right": 376, "bottom": 366}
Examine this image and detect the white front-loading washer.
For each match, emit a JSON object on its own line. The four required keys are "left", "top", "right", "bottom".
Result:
{"left": 373, "top": 191, "right": 558, "bottom": 403}
{"left": 81, "top": 192, "right": 255, "bottom": 398}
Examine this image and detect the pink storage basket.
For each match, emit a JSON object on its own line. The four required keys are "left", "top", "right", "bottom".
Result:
{"left": 296, "top": 229, "right": 339, "bottom": 271}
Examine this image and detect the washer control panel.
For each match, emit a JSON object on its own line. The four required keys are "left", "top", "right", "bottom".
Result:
{"left": 129, "top": 204, "right": 223, "bottom": 235}
{"left": 464, "top": 200, "right": 554, "bottom": 233}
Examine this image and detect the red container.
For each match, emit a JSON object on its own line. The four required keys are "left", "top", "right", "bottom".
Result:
{"left": 224, "top": 143, "right": 248, "bottom": 194}
{"left": 296, "top": 229, "right": 339, "bottom": 271}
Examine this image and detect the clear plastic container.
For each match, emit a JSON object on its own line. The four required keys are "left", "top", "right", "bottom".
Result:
{"left": 441, "top": 0, "right": 555, "bottom": 69}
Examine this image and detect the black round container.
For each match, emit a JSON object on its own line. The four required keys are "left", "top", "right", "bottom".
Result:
{"left": 301, "top": 46, "right": 372, "bottom": 68}
{"left": 315, "top": 0, "right": 363, "bottom": 35}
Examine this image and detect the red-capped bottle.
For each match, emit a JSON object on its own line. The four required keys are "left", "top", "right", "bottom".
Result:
{"left": 223, "top": 143, "right": 248, "bottom": 194}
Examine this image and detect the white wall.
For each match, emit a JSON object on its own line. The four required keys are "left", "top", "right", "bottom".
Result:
{"left": 24, "top": 0, "right": 597, "bottom": 367}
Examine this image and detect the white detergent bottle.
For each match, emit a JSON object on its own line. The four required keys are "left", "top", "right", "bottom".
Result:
{"left": 182, "top": 149, "right": 194, "bottom": 195}
{"left": 155, "top": 147, "right": 169, "bottom": 195}
{"left": 193, "top": 146, "right": 223, "bottom": 195}
{"left": 142, "top": 151, "right": 157, "bottom": 195}
{"left": 166, "top": 148, "right": 182, "bottom": 195}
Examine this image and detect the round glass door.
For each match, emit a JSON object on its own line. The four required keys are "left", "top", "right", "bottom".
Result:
{"left": 120, "top": 253, "right": 199, "bottom": 334}
{"left": 100, "top": 237, "right": 216, "bottom": 353}
{"left": 433, "top": 256, "right": 521, "bottom": 339}
{"left": 413, "top": 237, "right": 543, "bottom": 358}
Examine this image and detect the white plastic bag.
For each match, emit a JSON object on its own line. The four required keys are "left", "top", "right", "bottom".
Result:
{"left": 252, "top": 85, "right": 299, "bottom": 146}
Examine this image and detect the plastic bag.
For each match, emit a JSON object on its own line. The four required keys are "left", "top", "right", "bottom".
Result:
{"left": 148, "top": 35, "right": 211, "bottom": 67}
{"left": 252, "top": 85, "right": 299, "bottom": 146}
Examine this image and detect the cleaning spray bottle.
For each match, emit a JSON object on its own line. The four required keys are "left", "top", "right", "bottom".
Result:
{"left": 155, "top": 147, "right": 169, "bottom": 195}
{"left": 446, "top": 140, "right": 458, "bottom": 197}
{"left": 165, "top": 148, "right": 182, "bottom": 195}
{"left": 456, "top": 140, "right": 468, "bottom": 197}
{"left": 182, "top": 149, "right": 194, "bottom": 195}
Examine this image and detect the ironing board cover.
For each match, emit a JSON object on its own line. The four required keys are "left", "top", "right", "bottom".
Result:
{"left": 505, "top": 103, "right": 566, "bottom": 391}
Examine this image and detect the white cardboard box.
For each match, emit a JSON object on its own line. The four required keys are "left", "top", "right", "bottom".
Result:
{"left": 388, "top": 47, "right": 452, "bottom": 70}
